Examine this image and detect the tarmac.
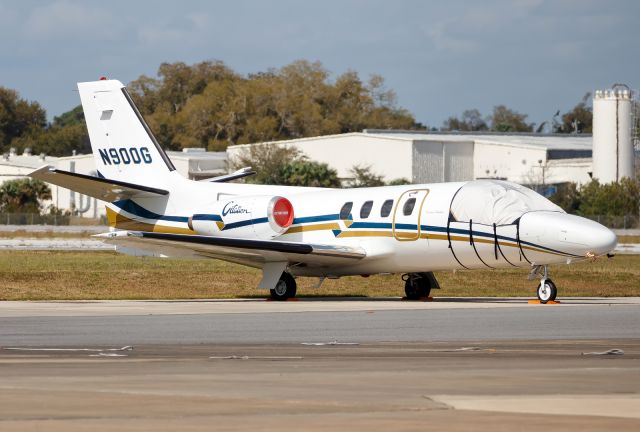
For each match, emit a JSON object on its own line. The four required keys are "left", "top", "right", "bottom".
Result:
{"left": 1, "top": 297, "right": 639, "bottom": 430}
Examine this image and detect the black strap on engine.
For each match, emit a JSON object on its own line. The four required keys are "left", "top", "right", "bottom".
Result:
{"left": 470, "top": 219, "right": 494, "bottom": 269}
{"left": 515, "top": 218, "right": 531, "bottom": 264}
{"left": 447, "top": 213, "right": 469, "bottom": 270}
{"left": 492, "top": 223, "right": 499, "bottom": 260}
{"left": 494, "top": 223, "right": 517, "bottom": 267}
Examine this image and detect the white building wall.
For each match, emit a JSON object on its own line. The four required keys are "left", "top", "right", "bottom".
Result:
{"left": 55, "top": 155, "right": 104, "bottom": 218}
{"left": 0, "top": 164, "right": 36, "bottom": 182}
{"left": 228, "top": 134, "right": 414, "bottom": 182}
{"left": 230, "top": 133, "right": 593, "bottom": 187}
{"left": 474, "top": 142, "right": 547, "bottom": 184}
{"left": 170, "top": 157, "right": 190, "bottom": 177}
{"left": 545, "top": 159, "right": 593, "bottom": 185}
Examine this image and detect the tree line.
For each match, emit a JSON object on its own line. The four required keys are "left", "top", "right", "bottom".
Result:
{"left": 0, "top": 60, "right": 417, "bottom": 157}
{"left": 549, "top": 177, "right": 640, "bottom": 227}
{"left": 3, "top": 60, "right": 627, "bottom": 158}
{"left": 441, "top": 93, "right": 596, "bottom": 134}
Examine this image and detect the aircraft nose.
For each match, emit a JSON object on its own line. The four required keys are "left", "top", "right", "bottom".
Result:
{"left": 519, "top": 211, "right": 618, "bottom": 258}
{"left": 586, "top": 220, "right": 618, "bottom": 255}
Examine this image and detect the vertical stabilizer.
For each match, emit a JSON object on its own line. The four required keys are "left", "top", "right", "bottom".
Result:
{"left": 78, "top": 79, "right": 175, "bottom": 185}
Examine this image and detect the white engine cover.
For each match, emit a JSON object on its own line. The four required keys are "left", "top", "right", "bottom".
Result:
{"left": 188, "top": 195, "right": 294, "bottom": 240}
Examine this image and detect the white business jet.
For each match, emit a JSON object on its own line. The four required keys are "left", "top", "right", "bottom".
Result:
{"left": 30, "top": 79, "right": 618, "bottom": 302}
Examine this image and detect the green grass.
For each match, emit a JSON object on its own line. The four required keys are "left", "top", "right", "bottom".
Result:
{"left": 618, "top": 235, "right": 640, "bottom": 244}
{"left": 0, "top": 251, "right": 638, "bottom": 300}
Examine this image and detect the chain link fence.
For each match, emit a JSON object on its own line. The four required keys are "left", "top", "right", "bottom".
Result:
{"left": 0, "top": 213, "right": 72, "bottom": 225}
{"left": 583, "top": 214, "right": 639, "bottom": 229}
{"left": 0, "top": 213, "right": 108, "bottom": 226}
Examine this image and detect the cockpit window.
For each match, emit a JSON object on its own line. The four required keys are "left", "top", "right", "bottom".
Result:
{"left": 380, "top": 199, "right": 393, "bottom": 217}
{"left": 360, "top": 201, "right": 373, "bottom": 218}
{"left": 339, "top": 202, "right": 353, "bottom": 219}
{"left": 403, "top": 198, "right": 416, "bottom": 216}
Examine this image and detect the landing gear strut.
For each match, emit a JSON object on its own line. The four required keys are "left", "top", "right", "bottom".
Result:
{"left": 270, "top": 272, "right": 297, "bottom": 301}
{"left": 529, "top": 265, "right": 557, "bottom": 303}
{"left": 403, "top": 272, "right": 439, "bottom": 300}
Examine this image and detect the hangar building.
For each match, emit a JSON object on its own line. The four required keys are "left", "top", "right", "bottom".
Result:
{"left": 227, "top": 130, "right": 594, "bottom": 187}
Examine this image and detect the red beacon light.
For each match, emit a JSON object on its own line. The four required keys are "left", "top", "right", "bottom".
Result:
{"left": 99, "top": 76, "right": 108, "bottom": 81}
{"left": 272, "top": 198, "right": 294, "bottom": 228}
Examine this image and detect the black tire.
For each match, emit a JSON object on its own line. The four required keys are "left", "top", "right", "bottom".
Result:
{"left": 547, "top": 279, "right": 557, "bottom": 301}
{"left": 404, "top": 273, "right": 431, "bottom": 300}
{"left": 537, "top": 279, "right": 557, "bottom": 304}
{"left": 270, "top": 272, "right": 297, "bottom": 301}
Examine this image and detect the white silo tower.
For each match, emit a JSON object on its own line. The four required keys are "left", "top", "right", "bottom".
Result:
{"left": 592, "top": 84, "right": 635, "bottom": 183}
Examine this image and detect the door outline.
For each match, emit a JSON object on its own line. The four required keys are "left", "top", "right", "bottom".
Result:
{"left": 392, "top": 189, "right": 430, "bottom": 241}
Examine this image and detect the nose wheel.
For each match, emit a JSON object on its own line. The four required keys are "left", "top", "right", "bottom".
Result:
{"left": 537, "top": 279, "right": 557, "bottom": 303}
{"left": 530, "top": 265, "right": 557, "bottom": 303}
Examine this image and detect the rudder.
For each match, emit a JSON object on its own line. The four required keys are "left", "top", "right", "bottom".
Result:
{"left": 78, "top": 79, "right": 175, "bottom": 185}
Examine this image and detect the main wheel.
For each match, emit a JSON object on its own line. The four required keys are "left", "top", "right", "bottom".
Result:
{"left": 404, "top": 273, "right": 431, "bottom": 300}
{"left": 270, "top": 272, "right": 297, "bottom": 301}
{"left": 537, "top": 279, "right": 557, "bottom": 304}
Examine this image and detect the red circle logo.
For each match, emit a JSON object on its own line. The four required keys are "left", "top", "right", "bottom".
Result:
{"left": 273, "top": 198, "right": 294, "bottom": 228}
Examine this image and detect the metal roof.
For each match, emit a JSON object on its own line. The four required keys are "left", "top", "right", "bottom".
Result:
{"left": 363, "top": 130, "right": 592, "bottom": 152}
{"left": 228, "top": 130, "right": 594, "bottom": 154}
{"left": 166, "top": 150, "right": 227, "bottom": 161}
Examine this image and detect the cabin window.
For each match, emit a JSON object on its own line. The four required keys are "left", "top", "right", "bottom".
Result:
{"left": 339, "top": 202, "right": 353, "bottom": 219}
{"left": 403, "top": 198, "right": 416, "bottom": 216}
{"left": 380, "top": 199, "right": 393, "bottom": 217}
{"left": 360, "top": 201, "right": 373, "bottom": 218}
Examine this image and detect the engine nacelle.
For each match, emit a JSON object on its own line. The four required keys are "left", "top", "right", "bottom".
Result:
{"left": 188, "top": 195, "right": 294, "bottom": 240}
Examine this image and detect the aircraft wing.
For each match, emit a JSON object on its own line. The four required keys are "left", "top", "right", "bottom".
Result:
{"left": 30, "top": 166, "right": 169, "bottom": 202}
{"left": 95, "top": 231, "right": 366, "bottom": 267}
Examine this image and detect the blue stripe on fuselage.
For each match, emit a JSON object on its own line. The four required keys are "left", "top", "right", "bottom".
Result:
{"left": 113, "top": 200, "right": 189, "bottom": 223}
{"left": 222, "top": 217, "right": 269, "bottom": 230}
{"left": 192, "top": 214, "right": 223, "bottom": 222}
{"left": 112, "top": 201, "right": 576, "bottom": 257}
{"left": 292, "top": 214, "right": 340, "bottom": 224}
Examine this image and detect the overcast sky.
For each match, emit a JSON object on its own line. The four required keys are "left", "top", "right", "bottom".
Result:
{"left": 1, "top": 0, "right": 638, "bottom": 128}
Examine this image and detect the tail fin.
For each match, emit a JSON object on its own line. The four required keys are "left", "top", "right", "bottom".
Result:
{"left": 78, "top": 79, "right": 175, "bottom": 185}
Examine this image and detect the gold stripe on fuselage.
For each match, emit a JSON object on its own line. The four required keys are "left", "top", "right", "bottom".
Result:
{"left": 107, "top": 208, "right": 194, "bottom": 235}
{"left": 285, "top": 222, "right": 341, "bottom": 234}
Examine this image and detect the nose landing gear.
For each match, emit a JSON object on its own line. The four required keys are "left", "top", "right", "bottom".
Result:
{"left": 403, "top": 272, "right": 440, "bottom": 300}
{"left": 529, "top": 265, "right": 557, "bottom": 303}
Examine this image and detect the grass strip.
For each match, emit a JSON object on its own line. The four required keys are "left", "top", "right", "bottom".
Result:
{"left": 0, "top": 251, "right": 638, "bottom": 300}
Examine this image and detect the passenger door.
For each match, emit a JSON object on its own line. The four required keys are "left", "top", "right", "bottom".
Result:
{"left": 392, "top": 189, "right": 430, "bottom": 241}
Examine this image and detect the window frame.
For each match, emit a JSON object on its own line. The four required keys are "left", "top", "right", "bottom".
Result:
{"left": 380, "top": 199, "right": 394, "bottom": 217}
{"left": 339, "top": 201, "right": 353, "bottom": 219}
{"left": 360, "top": 200, "right": 373, "bottom": 219}
{"left": 402, "top": 197, "right": 417, "bottom": 216}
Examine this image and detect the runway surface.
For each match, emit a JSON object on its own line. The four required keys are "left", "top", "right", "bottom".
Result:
{"left": 1, "top": 297, "right": 639, "bottom": 345}
{"left": 1, "top": 297, "right": 639, "bottom": 431}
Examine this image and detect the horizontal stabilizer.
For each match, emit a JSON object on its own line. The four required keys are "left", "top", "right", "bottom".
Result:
{"left": 199, "top": 167, "right": 256, "bottom": 183}
{"left": 30, "top": 166, "right": 169, "bottom": 202}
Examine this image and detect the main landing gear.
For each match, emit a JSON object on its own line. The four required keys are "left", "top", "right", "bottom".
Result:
{"left": 529, "top": 265, "right": 557, "bottom": 303}
{"left": 270, "top": 272, "right": 297, "bottom": 301}
{"left": 403, "top": 272, "right": 440, "bottom": 300}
